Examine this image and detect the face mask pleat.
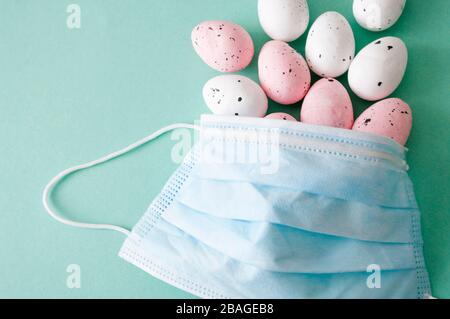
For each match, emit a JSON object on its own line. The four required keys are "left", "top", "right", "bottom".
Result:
{"left": 158, "top": 201, "right": 416, "bottom": 274}
{"left": 197, "top": 139, "right": 413, "bottom": 209}
{"left": 134, "top": 214, "right": 419, "bottom": 298}
{"left": 175, "top": 178, "right": 418, "bottom": 244}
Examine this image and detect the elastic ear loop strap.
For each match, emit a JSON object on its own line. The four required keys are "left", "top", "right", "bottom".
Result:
{"left": 42, "top": 123, "right": 199, "bottom": 237}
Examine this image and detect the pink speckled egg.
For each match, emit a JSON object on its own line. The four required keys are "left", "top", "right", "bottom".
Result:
{"left": 353, "top": 98, "right": 412, "bottom": 145}
{"left": 265, "top": 112, "right": 297, "bottom": 121}
{"left": 192, "top": 21, "right": 254, "bottom": 72}
{"left": 258, "top": 40, "right": 311, "bottom": 105}
{"left": 300, "top": 78, "right": 353, "bottom": 129}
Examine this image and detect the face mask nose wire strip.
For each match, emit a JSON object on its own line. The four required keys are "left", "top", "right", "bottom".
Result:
{"left": 42, "top": 123, "right": 200, "bottom": 237}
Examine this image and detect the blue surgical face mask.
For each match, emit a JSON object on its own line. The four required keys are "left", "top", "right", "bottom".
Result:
{"left": 43, "top": 114, "right": 431, "bottom": 299}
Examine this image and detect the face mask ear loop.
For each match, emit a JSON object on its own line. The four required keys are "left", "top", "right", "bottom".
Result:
{"left": 42, "top": 123, "right": 200, "bottom": 237}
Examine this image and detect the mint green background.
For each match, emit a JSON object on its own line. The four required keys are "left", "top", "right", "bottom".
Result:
{"left": 0, "top": 0, "right": 448, "bottom": 298}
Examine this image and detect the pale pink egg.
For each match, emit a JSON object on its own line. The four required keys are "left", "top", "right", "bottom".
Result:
{"left": 353, "top": 98, "right": 412, "bottom": 145}
{"left": 192, "top": 21, "right": 254, "bottom": 72}
{"left": 300, "top": 78, "right": 354, "bottom": 129}
{"left": 265, "top": 112, "right": 297, "bottom": 121}
{"left": 258, "top": 40, "right": 311, "bottom": 105}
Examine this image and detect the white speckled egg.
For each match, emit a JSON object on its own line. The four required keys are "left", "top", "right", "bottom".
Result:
{"left": 258, "top": 40, "right": 311, "bottom": 105}
{"left": 203, "top": 75, "right": 268, "bottom": 117}
{"left": 353, "top": 98, "right": 412, "bottom": 145}
{"left": 301, "top": 78, "right": 354, "bottom": 129}
{"left": 258, "top": 0, "right": 309, "bottom": 42}
{"left": 353, "top": 0, "right": 406, "bottom": 32}
{"left": 305, "top": 12, "right": 355, "bottom": 78}
{"left": 192, "top": 21, "right": 254, "bottom": 72}
{"left": 348, "top": 37, "right": 408, "bottom": 101}
{"left": 265, "top": 112, "right": 297, "bottom": 121}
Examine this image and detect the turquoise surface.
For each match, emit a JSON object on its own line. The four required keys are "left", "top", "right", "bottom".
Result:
{"left": 0, "top": 0, "right": 448, "bottom": 298}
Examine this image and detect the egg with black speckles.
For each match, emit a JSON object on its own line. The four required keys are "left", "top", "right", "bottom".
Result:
{"left": 353, "top": 0, "right": 406, "bottom": 32}
{"left": 305, "top": 12, "right": 355, "bottom": 78}
{"left": 265, "top": 112, "right": 297, "bottom": 121}
{"left": 353, "top": 98, "right": 412, "bottom": 145}
{"left": 348, "top": 37, "right": 408, "bottom": 101}
{"left": 258, "top": 0, "right": 309, "bottom": 42}
{"left": 192, "top": 21, "right": 254, "bottom": 72}
{"left": 203, "top": 75, "right": 268, "bottom": 117}
{"left": 258, "top": 40, "right": 311, "bottom": 105}
{"left": 301, "top": 78, "right": 354, "bottom": 129}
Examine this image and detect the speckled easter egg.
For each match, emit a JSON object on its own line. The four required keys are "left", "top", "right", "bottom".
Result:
{"left": 353, "top": 0, "right": 406, "bottom": 32}
{"left": 301, "top": 78, "right": 354, "bottom": 129}
{"left": 258, "top": 40, "right": 311, "bottom": 105}
{"left": 353, "top": 98, "right": 412, "bottom": 145}
{"left": 305, "top": 12, "right": 355, "bottom": 78}
{"left": 203, "top": 75, "right": 268, "bottom": 117}
{"left": 348, "top": 37, "right": 408, "bottom": 101}
{"left": 192, "top": 21, "right": 254, "bottom": 72}
{"left": 258, "top": 0, "right": 309, "bottom": 42}
{"left": 265, "top": 112, "right": 297, "bottom": 121}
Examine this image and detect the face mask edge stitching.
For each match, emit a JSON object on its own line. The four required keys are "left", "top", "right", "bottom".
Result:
{"left": 203, "top": 124, "right": 406, "bottom": 167}
{"left": 119, "top": 246, "right": 228, "bottom": 298}
{"left": 208, "top": 135, "right": 406, "bottom": 171}
{"left": 121, "top": 146, "right": 231, "bottom": 298}
{"left": 203, "top": 122, "right": 405, "bottom": 156}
